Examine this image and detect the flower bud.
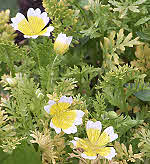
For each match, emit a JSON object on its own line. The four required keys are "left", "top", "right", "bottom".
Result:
{"left": 54, "top": 33, "right": 72, "bottom": 55}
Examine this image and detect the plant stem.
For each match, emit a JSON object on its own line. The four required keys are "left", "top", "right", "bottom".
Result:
{"left": 47, "top": 55, "right": 58, "bottom": 92}
{"left": 71, "top": 1, "right": 89, "bottom": 27}
{"left": 37, "top": 53, "right": 41, "bottom": 68}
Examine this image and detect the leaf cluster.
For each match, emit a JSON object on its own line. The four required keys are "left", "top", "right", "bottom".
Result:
{"left": 97, "top": 65, "right": 146, "bottom": 113}
{"left": 42, "top": 0, "right": 85, "bottom": 43}
{"left": 0, "top": 9, "right": 16, "bottom": 42}
{"left": 1, "top": 73, "right": 46, "bottom": 138}
{"left": 134, "top": 125, "right": 150, "bottom": 158}
{"left": 113, "top": 141, "right": 144, "bottom": 164}
{"left": 100, "top": 29, "right": 141, "bottom": 70}
{"left": 64, "top": 65, "right": 101, "bottom": 96}
{"left": 131, "top": 44, "right": 150, "bottom": 73}
{"left": 80, "top": 0, "right": 115, "bottom": 39}
{"left": 0, "top": 40, "right": 35, "bottom": 76}
{"left": 100, "top": 111, "right": 143, "bottom": 137}
{"left": 30, "top": 122, "right": 65, "bottom": 164}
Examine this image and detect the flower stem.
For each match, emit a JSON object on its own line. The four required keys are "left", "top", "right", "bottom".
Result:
{"left": 47, "top": 55, "right": 58, "bottom": 92}
{"left": 37, "top": 53, "right": 41, "bottom": 68}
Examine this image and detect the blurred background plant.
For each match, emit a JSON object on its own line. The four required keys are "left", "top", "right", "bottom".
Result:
{"left": 0, "top": 0, "right": 18, "bottom": 13}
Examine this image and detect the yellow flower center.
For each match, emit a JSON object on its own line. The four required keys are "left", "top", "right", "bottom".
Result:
{"left": 54, "top": 41, "right": 69, "bottom": 55}
{"left": 50, "top": 102, "right": 77, "bottom": 130}
{"left": 77, "top": 138, "right": 111, "bottom": 157}
{"left": 49, "top": 102, "right": 71, "bottom": 115}
{"left": 52, "top": 110, "right": 77, "bottom": 129}
{"left": 76, "top": 129, "right": 112, "bottom": 158}
{"left": 18, "top": 16, "right": 45, "bottom": 36}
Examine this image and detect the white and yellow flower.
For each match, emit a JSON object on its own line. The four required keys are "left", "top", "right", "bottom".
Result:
{"left": 54, "top": 33, "right": 72, "bottom": 55}
{"left": 44, "top": 96, "right": 84, "bottom": 134}
{"left": 71, "top": 120, "right": 118, "bottom": 160}
{"left": 11, "top": 8, "right": 54, "bottom": 39}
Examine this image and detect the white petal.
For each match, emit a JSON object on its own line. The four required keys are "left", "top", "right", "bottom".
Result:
{"left": 41, "top": 12, "right": 47, "bottom": 19}
{"left": 59, "top": 96, "right": 73, "bottom": 104}
{"left": 66, "top": 36, "right": 73, "bottom": 45}
{"left": 11, "top": 13, "right": 26, "bottom": 30}
{"left": 48, "top": 100, "right": 56, "bottom": 105}
{"left": 24, "top": 35, "right": 32, "bottom": 38}
{"left": 47, "top": 26, "right": 54, "bottom": 32}
{"left": 70, "top": 140, "right": 77, "bottom": 147}
{"left": 86, "top": 120, "right": 102, "bottom": 132}
{"left": 70, "top": 137, "right": 80, "bottom": 147}
{"left": 74, "top": 117, "right": 82, "bottom": 125}
{"left": 27, "top": 8, "right": 49, "bottom": 26}
{"left": 11, "top": 17, "right": 16, "bottom": 23}
{"left": 31, "top": 35, "right": 39, "bottom": 39}
{"left": 104, "top": 147, "right": 116, "bottom": 160}
{"left": 34, "top": 8, "right": 47, "bottom": 24}
{"left": 43, "top": 100, "right": 56, "bottom": 113}
{"left": 41, "top": 26, "right": 54, "bottom": 36}
{"left": 63, "top": 125, "right": 77, "bottom": 134}
{"left": 40, "top": 12, "right": 49, "bottom": 26}
{"left": 81, "top": 153, "right": 97, "bottom": 160}
{"left": 10, "top": 23, "right": 18, "bottom": 30}
{"left": 50, "top": 120, "right": 61, "bottom": 134}
{"left": 12, "top": 13, "right": 25, "bottom": 23}
{"left": 55, "top": 33, "right": 68, "bottom": 44}
{"left": 44, "top": 105, "right": 51, "bottom": 113}
{"left": 35, "top": 8, "right": 41, "bottom": 16}
{"left": 27, "top": 8, "right": 35, "bottom": 17}
{"left": 74, "top": 110, "right": 84, "bottom": 125}
{"left": 104, "top": 126, "right": 118, "bottom": 142}
{"left": 58, "top": 33, "right": 66, "bottom": 38}
{"left": 24, "top": 35, "right": 39, "bottom": 39}
{"left": 74, "top": 137, "right": 80, "bottom": 141}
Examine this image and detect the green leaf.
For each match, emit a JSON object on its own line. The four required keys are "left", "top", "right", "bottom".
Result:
{"left": 134, "top": 0, "right": 147, "bottom": 5}
{"left": 79, "top": 0, "right": 89, "bottom": 7}
{"left": 136, "top": 31, "right": 150, "bottom": 41}
{"left": 1, "top": 142, "right": 42, "bottom": 164}
{"left": 135, "top": 17, "right": 150, "bottom": 26}
{"left": 134, "top": 89, "right": 150, "bottom": 101}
